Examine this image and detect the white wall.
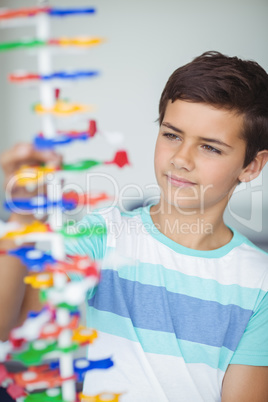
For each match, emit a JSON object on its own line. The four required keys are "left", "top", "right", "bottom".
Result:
{"left": 0, "top": 0, "right": 267, "bottom": 246}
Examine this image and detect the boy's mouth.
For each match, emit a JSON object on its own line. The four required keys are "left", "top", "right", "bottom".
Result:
{"left": 166, "top": 174, "right": 196, "bottom": 188}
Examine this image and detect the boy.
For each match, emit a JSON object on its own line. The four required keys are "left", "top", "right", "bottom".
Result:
{"left": 0, "top": 51, "right": 268, "bottom": 401}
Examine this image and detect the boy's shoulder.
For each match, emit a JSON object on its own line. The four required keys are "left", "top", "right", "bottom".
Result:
{"left": 222, "top": 229, "right": 268, "bottom": 288}
{"left": 86, "top": 204, "right": 148, "bottom": 233}
{"left": 230, "top": 227, "right": 268, "bottom": 260}
{"left": 90, "top": 204, "right": 147, "bottom": 223}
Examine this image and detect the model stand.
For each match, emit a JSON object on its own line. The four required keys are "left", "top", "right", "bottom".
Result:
{"left": 0, "top": 4, "right": 128, "bottom": 402}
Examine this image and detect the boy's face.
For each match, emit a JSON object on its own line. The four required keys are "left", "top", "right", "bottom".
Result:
{"left": 154, "top": 100, "right": 248, "bottom": 214}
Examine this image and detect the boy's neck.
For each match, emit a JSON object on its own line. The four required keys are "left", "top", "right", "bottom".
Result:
{"left": 150, "top": 201, "right": 233, "bottom": 251}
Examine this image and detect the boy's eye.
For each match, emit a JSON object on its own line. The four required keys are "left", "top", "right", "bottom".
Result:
{"left": 202, "top": 144, "right": 222, "bottom": 154}
{"left": 163, "top": 133, "right": 180, "bottom": 141}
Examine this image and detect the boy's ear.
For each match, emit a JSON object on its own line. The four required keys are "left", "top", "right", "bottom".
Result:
{"left": 239, "top": 150, "right": 268, "bottom": 183}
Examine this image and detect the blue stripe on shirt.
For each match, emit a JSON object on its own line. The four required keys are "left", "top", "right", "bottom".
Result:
{"left": 88, "top": 269, "right": 253, "bottom": 351}
{"left": 103, "top": 257, "right": 265, "bottom": 311}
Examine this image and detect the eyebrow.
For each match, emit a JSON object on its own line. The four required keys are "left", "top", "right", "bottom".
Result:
{"left": 198, "top": 137, "right": 232, "bottom": 149}
{"left": 161, "top": 122, "right": 233, "bottom": 149}
{"left": 162, "top": 122, "right": 184, "bottom": 134}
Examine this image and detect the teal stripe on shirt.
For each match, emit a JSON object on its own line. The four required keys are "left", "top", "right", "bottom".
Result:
{"left": 102, "top": 248, "right": 265, "bottom": 311}
{"left": 87, "top": 306, "right": 233, "bottom": 371}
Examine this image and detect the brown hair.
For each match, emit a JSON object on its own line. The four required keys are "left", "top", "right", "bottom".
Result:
{"left": 159, "top": 51, "right": 268, "bottom": 167}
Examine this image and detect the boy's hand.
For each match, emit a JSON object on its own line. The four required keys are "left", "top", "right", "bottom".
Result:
{"left": 0, "top": 143, "right": 62, "bottom": 224}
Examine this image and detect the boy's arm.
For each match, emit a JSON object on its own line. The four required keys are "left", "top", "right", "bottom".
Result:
{"left": 0, "top": 144, "right": 61, "bottom": 341}
{"left": 221, "top": 364, "right": 268, "bottom": 401}
{"left": 0, "top": 237, "right": 42, "bottom": 341}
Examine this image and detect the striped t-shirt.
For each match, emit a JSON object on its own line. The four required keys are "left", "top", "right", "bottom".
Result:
{"left": 65, "top": 205, "right": 268, "bottom": 402}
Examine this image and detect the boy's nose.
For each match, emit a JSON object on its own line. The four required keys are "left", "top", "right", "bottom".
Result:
{"left": 171, "top": 144, "right": 195, "bottom": 171}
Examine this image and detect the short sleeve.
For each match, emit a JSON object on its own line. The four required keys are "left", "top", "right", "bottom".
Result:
{"left": 64, "top": 211, "right": 107, "bottom": 261}
{"left": 230, "top": 292, "right": 268, "bottom": 366}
